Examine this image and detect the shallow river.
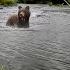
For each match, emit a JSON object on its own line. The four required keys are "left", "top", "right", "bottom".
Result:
{"left": 0, "top": 4, "right": 70, "bottom": 70}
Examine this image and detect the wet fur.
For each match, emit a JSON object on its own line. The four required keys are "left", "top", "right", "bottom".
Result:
{"left": 6, "top": 6, "right": 30, "bottom": 28}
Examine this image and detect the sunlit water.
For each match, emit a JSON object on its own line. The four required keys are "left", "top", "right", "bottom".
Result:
{"left": 0, "top": 4, "right": 70, "bottom": 70}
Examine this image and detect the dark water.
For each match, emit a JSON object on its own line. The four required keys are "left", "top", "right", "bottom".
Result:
{"left": 0, "top": 4, "right": 70, "bottom": 70}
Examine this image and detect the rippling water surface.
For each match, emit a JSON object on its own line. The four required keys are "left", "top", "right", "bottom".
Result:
{"left": 0, "top": 4, "right": 70, "bottom": 70}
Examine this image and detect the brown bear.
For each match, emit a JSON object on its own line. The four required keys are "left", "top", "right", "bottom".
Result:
{"left": 6, "top": 6, "right": 30, "bottom": 28}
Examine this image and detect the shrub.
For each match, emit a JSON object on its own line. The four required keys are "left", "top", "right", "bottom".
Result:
{"left": 0, "top": 0, "right": 17, "bottom": 6}
{"left": 68, "top": 0, "right": 70, "bottom": 3}
{"left": 0, "top": 64, "right": 5, "bottom": 70}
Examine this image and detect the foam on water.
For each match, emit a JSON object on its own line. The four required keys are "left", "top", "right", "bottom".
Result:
{"left": 0, "top": 5, "right": 70, "bottom": 70}
{"left": 0, "top": 5, "right": 70, "bottom": 32}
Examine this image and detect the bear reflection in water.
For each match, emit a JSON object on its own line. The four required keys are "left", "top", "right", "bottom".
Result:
{"left": 6, "top": 6, "right": 30, "bottom": 28}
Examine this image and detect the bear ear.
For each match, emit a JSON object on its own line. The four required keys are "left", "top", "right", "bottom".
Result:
{"left": 25, "top": 6, "right": 30, "bottom": 10}
{"left": 18, "top": 6, "right": 22, "bottom": 10}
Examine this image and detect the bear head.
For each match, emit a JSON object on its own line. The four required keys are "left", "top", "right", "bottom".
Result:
{"left": 17, "top": 6, "right": 30, "bottom": 27}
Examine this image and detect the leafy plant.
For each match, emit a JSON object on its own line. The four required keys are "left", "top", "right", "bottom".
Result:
{"left": 0, "top": 0, "right": 17, "bottom": 6}
{"left": 0, "top": 64, "right": 6, "bottom": 70}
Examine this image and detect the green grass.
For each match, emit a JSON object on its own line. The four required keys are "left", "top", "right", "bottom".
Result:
{"left": 0, "top": 64, "right": 6, "bottom": 70}
{"left": 0, "top": 0, "right": 17, "bottom": 6}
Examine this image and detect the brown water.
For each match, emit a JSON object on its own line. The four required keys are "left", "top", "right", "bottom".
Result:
{"left": 0, "top": 4, "right": 70, "bottom": 70}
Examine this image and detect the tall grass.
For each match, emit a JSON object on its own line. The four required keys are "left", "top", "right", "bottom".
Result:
{"left": 0, "top": 0, "right": 17, "bottom": 6}
{"left": 0, "top": 64, "right": 6, "bottom": 70}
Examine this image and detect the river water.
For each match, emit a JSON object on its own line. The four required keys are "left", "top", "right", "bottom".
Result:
{"left": 0, "top": 4, "right": 70, "bottom": 70}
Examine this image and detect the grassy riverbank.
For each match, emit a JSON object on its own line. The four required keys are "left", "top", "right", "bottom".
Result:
{"left": 0, "top": 0, "right": 17, "bottom": 6}
{"left": 0, "top": 0, "right": 70, "bottom": 6}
